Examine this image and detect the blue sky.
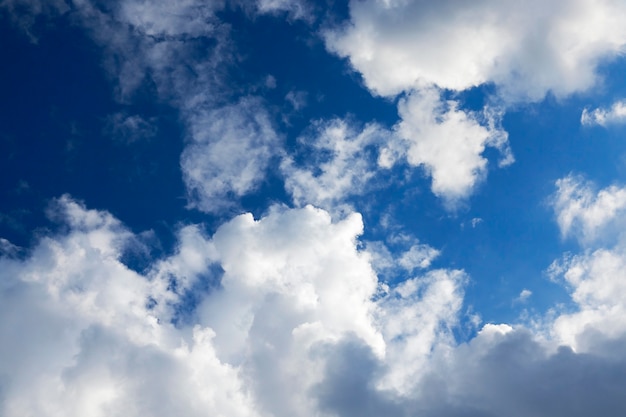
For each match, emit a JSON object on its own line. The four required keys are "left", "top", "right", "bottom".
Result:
{"left": 3, "top": 0, "right": 626, "bottom": 415}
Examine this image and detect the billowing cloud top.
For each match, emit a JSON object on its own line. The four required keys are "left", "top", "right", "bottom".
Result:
{"left": 3, "top": 0, "right": 626, "bottom": 416}
{"left": 326, "top": 0, "right": 626, "bottom": 101}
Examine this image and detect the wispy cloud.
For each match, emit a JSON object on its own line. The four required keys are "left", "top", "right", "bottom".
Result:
{"left": 182, "top": 97, "right": 281, "bottom": 214}
{"left": 281, "top": 118, "right": 391, "bottom": 211}
{"left": 581, "top": 100, "right": 626, "bottom": 126}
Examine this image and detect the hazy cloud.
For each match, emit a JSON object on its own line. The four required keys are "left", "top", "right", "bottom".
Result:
{"left": 182, "top": 97, "right": 281, "bottom": 213}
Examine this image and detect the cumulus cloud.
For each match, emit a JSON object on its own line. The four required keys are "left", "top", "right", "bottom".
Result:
{"left": 0, "top": 195, "right": 259, "bottom": 417}
{"left": 549, "top": 247, "right": 626, "bottom": 351}
{"left": 322, "top": 0, "right": 626, "bottom": 204}
{"left": 386, "top": 88, "right": 512, "bottom": 205}
{"left": 549, "top": 174, "right": 626, "bottom": 351}
{"left": 282, "top": 99, "right": 512, "bottom": 210}
{"left": 0, "top": 196, "right": 462, "bottom": 416}
{"left": 4, "top": 196, "right": 626, "bottom": 416}
{"left": 7, "top": 3, "right": 626, "bottom": 416}
{"left": 326, "top": 0, "right": 626, "bottom": 101}
{"left": 581, "top": 100, "right": 626, "bottom": 126}
{"left": 553, "top": 175, "right": 626, "bottom": 242}
{"left": 321, "top": 0, "right": 626, "bottom": 204}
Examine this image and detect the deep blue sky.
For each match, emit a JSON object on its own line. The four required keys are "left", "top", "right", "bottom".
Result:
{"left": 3, "top": 1, "right": 626, "bottom": 416}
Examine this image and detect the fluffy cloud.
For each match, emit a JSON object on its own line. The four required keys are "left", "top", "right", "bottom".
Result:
{"left": 326, "top": 0, "right": 626, "bottom": 101}
{"left": 550, "top": 247, "right": 626, "bottom": 351}
{"left": 7, "top": 3, "right": 626, "bottom": 416}
{"left": 282, "top": 94, "right": 513, "bottom": 209}
{"left": 581, "top": 100, "right": 626, "bottom": 126}
{"left": 550, "top": 175, "right": 626, "bottom": 351}
{"left": 0, "top": 196, "right": 474, "bottom": 417}
{"left": 5, "top": 195, "right": 626, "bottom": 416}
{"left": 323, "top": 0, "right": 626, "bottom": 204}
{"left": 387, "top": 88, "right": 512, "bottom": 205}
{"left": 553, "top": 175, "right": 626, "bottom": 242}
{"left": 182, "top": 98, "right": 282, "bottom": 213}
{"left": 0, "top": 196, "right": 259, "bottom": 417}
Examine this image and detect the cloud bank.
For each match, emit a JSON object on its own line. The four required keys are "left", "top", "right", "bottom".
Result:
{"left": 1, "top": 193, "right": 626, "bottom": 416}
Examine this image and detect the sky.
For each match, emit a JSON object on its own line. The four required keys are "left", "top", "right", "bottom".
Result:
{"left": 2, "top": 0, "right": 626, "bottom": 416}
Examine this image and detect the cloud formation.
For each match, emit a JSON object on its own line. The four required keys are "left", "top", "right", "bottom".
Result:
{"left": 4, "top": 2, "right": 626, "bottom": 416}
{"left": 550, "top": 175, "right": 626, "bottom": 351}
{"left": 326, "top": 0, "right": 626, "bottom": 101}
{"left": 281, "top": 118, "right": 390, "bottom": 210}
{"left": 581, "top": 100, "right": 626, "bottom": 126}
{"left": 182, "top": 98, "right": 281, "bottom": 213}
{"left": 553, "top": 175, "right": 626, "bottom": 242}
{"left": 3, "top": 0, "right": 279, "bottom": 213}
{"left": 388, "top": 88, "right": 512, "bottom": 204}
{"left": 322, "top": 0, "right": 626, "bottom": 204}
{"left": 4, "top": 196, "right": 626, "bottom": 416}
{"left": 0, "top": 196, "right": 463, "bottom": 416}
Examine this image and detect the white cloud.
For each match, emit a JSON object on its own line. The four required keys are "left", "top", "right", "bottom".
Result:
{"left": 181, "top": 97, "right": 281, "bottom": 213}
{"left": 117, "top": 0, "right": 225, "bottom": 38}
{"left": 281, "top": 118, "right": 391, "bottom": 210}
{"left": 548, "top": 174, "right": 626, "bottom": 352}
{"left": 0, "top": 196, "right": 469, "bottom": 417}
{"left": 553, "top": 175, "right": 626, "bottom": 242}
{"left": 326, "top": 0, "right": 626, "bottom": 101}
{"left": 7, "top": 3, "right": 626, "bottom": 416}
{"left": 375, "top": 268, "right": 467, "bottom": 394}
{"left": 6, "top": 196, "right": 626, "bottom": 416}
{"left": 581, "top": 100, "right": 626, "bottom": 126}
{"left": 8, "top": 0, "right": 280, "bottom": 212}
{"left": 255, "top": 0, "right": 312, "bottom": 22}
{"left": 0, "top": 196, "right": 259, "bottom": 417}
{"left": 398, "top": 243, "right": 440, "bottom": 271}
{"left": 386, "top": 88, "right": 512, "bottom": 205}
{"left": 549, "top": 247, "right": 626, "bottom": 351}
{"left": 517, "top": 288, "right": 533, "bottom": 303}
